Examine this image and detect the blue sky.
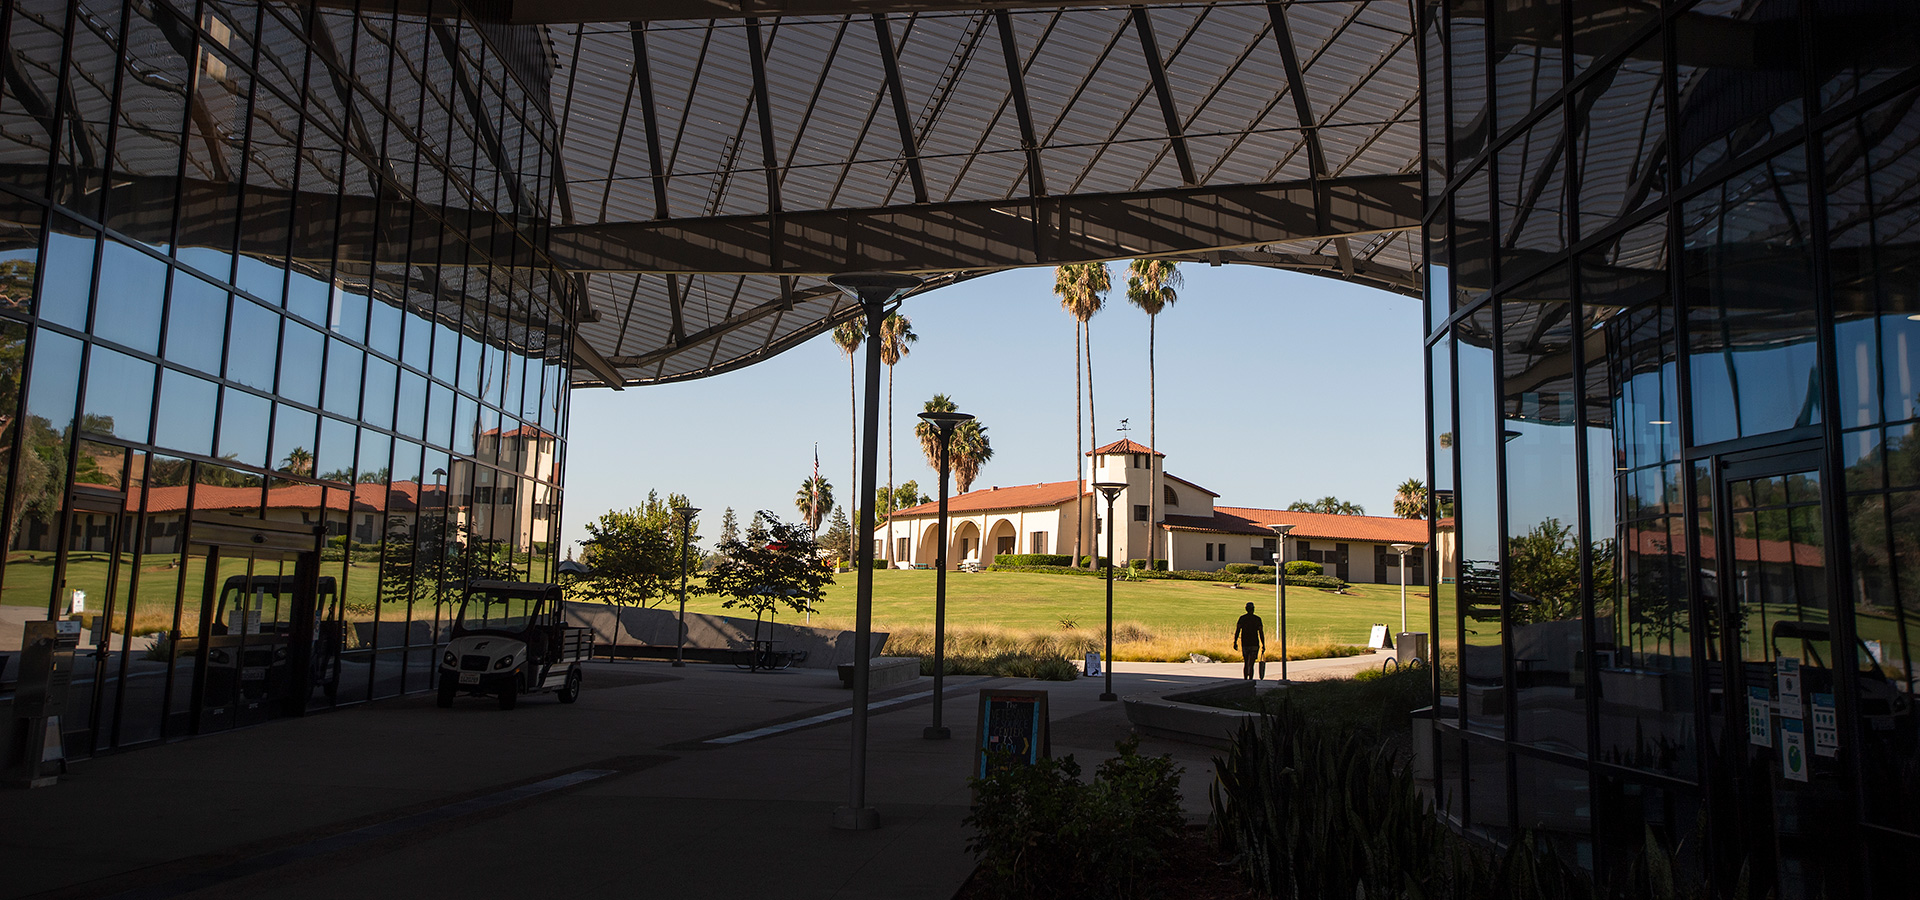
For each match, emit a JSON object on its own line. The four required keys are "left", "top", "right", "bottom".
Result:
{"left": 561, "top": 263, "right": 1426, "bottom": 553}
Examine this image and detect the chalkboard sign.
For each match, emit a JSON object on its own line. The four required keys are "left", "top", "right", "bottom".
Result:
{"left": 974, "top": 689, "right": 1051, "bottom": 778}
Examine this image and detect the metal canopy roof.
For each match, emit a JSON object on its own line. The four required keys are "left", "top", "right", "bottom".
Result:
{"left": 537, "top": 1, "right": 1424, "bottom": 387}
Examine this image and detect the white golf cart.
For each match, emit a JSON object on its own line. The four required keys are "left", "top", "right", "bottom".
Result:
{"left": 437, "top": 580, "right": 592, "bottom": 709}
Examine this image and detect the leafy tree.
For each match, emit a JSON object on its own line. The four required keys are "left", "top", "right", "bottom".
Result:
{"left": 796, "top": 475, "right": 833, "bottom": 534}
{"left": 700, "top": 511, "right": 835, "bottom": 641}
{"left": 720, "top": 507, "right": 740, "bottom": 546}
{"left": 570, "top": 506, "right": 685, "bottom": 608}
{"left": 820, "top": 507, "right": 852, "bottom": 564}
{"left": 1288, "top": 496, "right": 1366, "bottom": 515}
{"left": 1054, "top": 261, "right": 1110, "bottom": 567}
{"left": 1393, "top": 477, "right": 1426, "bottom": 519}
{"left": 832, "top": 319, "right": 864, "bottom": 564}
{"left": 1125, "top": 257, "right": 1180, "bottom": 569}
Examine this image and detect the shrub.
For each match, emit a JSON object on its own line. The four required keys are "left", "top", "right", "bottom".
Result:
{"left": 966, "top": 737, "right": 1184, "bottom": 899}
{"left": 1077, "top": 555, "right": 1111, "bottom": 568}
{"left": 871, "top": 558, "right": 890, "bottom": 569}
{"left": 1221, "top": 563, "right": 1263, "bottom": 575}
{"left": 995, "top": 553, "right": 1072, "bottom": 567}
{"left": 1285, "top": 560, "right": 1324, "bottom": 576}
{"left": 1128, "top": 558, "right": 1148, "bottom": 570}
{"left": 988, "top": 564, "right": 1100, "bottom": 577}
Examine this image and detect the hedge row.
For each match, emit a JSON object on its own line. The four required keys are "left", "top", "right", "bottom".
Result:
{"left": 994, "top": 553, "right": 1074, "bottom": 567}
{"left": 984, "top": 563, "right": 1348, "bottom": 590}
{"left": 1220, "top": 561, "right": 1326, "bottom": 577}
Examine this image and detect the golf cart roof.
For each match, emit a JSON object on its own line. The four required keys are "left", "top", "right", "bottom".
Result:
{"left": 467, "top": 580, "right": 562, "bottom": 601}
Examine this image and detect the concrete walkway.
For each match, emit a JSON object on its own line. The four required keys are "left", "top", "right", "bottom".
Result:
{"left": 3, "top": 652, "right": 1380, "bottom": 900}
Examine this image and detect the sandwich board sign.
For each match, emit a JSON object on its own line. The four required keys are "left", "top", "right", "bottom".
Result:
{"left": 975, "top": 689, "right": 1051, "bottom": 779}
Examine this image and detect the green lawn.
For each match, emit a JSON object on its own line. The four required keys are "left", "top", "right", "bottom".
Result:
{"left": 679, "top": 568, "right": 1453, "bottom": 647}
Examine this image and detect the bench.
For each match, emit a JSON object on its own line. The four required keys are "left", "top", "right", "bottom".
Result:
{"left": 838, "top": 656, "right": 921, "bottom": 690}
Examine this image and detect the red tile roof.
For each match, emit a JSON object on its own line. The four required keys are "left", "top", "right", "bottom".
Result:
{"left": 890, "top": 480, "right": 1083, "bottom": 517}
{"left": 138, "top": 481, "right": 448, "bottom": 515}
{"left": 1164, "top": 506, "right": 1428, "bottom": 544}
{"left": 1087, "top": 438, "right": 1162, "bottom": 457}
{"left": 1163, "top": 473, "right": 1219, "bottom": 498}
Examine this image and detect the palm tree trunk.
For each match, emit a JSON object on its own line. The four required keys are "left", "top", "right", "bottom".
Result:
{"left": 1085, "top": 321, "right": 1097, "bottom": 565}
{"left": 1147, "top": 313, "right": 1156, "bottom": 570}
{"left": 887, "top": 363, "right": 895, "bottom": 558}
{"left": 849, "top": 353, "right": 858, "bottom": 564}
{"left": 1074, "top": 319, "right": 1084, "bottom": 568}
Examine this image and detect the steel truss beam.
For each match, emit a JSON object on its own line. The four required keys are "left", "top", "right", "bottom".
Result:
{"left": 498, "top": 0, "right": 1216, "bottom": 26}
{"left": 547, "top": 173, "right": 1419, "bottom": 275}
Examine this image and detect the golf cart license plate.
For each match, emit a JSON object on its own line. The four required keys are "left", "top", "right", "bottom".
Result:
{"left": 458, "top": 672, "right": 480, "bottom": 684}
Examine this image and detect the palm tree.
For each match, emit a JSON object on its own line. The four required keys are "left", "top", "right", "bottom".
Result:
{"left": 1054, "top": 263, "right": 1109, "bottom": 567}
{"left": 280, "top": 446, "right": 314, "bottom": 477}
{"left": 878, "top": 313, "right": 916, "bottom": 538}
{"left": 950, "top": 419, "right": 992, "bottom": 493}
{"left": 1125, "top": 258, "right": 1181, "bottom": 569}
{"left": 914, "top": 394, "right": 995, "bottom": 495}
{"left": 795, "top": 476, "right": 834, "bottom": 534}
{"left": 832, "top": 319, "right": 864, "bottom": 561}
{"left": 1288, "top": 496, "right": 1367, "bottom": 516}
{"left": 915, "top": 393, "right": 959, "bottom": 473}
{"left": 1393, "top": 478, "right": 1427, "bottom": 519}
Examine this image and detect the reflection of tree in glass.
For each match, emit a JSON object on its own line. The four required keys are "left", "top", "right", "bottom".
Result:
{"left": 279, "top": 446, "right": 314, "bottom": 477}
{"left": 568, "top": 496, "right": 697, "bottom": 609}
{"left": 0, "top": 259, "right": 35, "bottom": 311}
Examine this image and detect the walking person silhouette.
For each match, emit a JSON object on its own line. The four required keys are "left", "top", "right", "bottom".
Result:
{"left": 1232, "top": 601, "right": 1264, "bottom": 680}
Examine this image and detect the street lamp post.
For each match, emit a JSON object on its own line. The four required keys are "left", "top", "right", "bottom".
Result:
{"left": 673, "top": 506, "right": 700, "bottom": 667}
{"left": 918, "top": 409, "right": 974, "bottom": 740}
{"left": 1269, "top": 523, "right": 1296, "bottom": 682}
{"left": 828, "top": 271, "right": 923, "bottom": 832}
{"left": 1094, "top": 482, "right": 1126, "bottom": 701}
{"left": 1391, "top": 542, "right": 1414, "bottom": 635}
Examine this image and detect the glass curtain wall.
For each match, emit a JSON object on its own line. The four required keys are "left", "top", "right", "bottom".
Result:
{"left": 0, "top": 0, "right": 570, "bottom": 757}
{"left": 1423, "top": 0, "right": 1920, "bottom": 895}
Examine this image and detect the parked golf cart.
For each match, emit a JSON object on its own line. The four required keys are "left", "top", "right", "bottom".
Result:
{"left": 438, "top": 580, "right": 592, "bottom": 709}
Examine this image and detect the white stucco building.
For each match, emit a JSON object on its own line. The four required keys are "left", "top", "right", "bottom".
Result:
{"left": 880, "top": 439, "right": 1428, "bottom": 584}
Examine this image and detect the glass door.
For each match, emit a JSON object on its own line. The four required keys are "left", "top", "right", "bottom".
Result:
{"left": 174, "top": 515, "right": 325, "bottom": 734}
{"left": 1708, "top": 447, "right": 1847, "bottom": 898}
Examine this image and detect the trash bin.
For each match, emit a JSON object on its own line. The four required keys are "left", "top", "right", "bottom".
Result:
{"left": 1397, "top": 632, "right": 1428, "bottom": 666}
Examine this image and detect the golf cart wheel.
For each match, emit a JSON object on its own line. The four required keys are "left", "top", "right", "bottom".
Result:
{"left": 558, "top": 667, "right": 583, "bottom": 704}
{"left": 437, "top": 676, "right": 457, "bottom": 708}
{"left": 498, "top": 679, "right": 518, "bottom": 710}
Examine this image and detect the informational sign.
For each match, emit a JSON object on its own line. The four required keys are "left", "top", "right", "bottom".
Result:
{"left": 975, "top": 689, "right": 1050, "bottom": 779}
{"left": 1865, "top": 640, "right": 1885, "bottom": 664}
{"left": 69, "top": 590, "right": 85, "bottom": 614}
{"left": 1748, "top": 687, "right": 1772, "bottom": 748}
{"left": 1367, "top": 624, "right": 1392, "bottom": 649}
{"left": 1776, "top": 656, "right": 1803, "bottom": 713}
{"left": 1780, "top": 718, "right": 1808, "bottom": 783}
{"left": 1084, "top": 651, "right": 1101, "bottom": 676}
{"left": 1811, "top": 693, "right": 1839, "bottom": 758}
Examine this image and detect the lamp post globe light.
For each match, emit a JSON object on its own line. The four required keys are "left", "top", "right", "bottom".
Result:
{"left": 1391, "top": 542, "right": 1414, "bottom": 635}
{"left": 827, "top": 271, "right": 923, "bottom": 832}
{"left": 1269, "top": 523, "right": 1296, "bottom": 682}
{"left": 918, "top": 408, "right": 974, "bottom": 740}
{"left": 672, "top": 506, "right": 700, "bottom": 667}
{"left": 1093, "top": 482, "right": 1127, "bottom": 702}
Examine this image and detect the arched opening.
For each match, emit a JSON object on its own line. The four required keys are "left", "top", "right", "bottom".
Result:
{"left": 987, "top": 518, "right": 1018, "bottom": 562}
{"left": 949, "top": 520, "right": 982, "bottom": 567}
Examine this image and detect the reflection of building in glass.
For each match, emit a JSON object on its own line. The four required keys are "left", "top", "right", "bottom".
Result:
{"left": 0, "top": 2, "right": 572, "bottom": 756}
{"left": 1424, "top": 1, "right": 1920, "bottom": 895}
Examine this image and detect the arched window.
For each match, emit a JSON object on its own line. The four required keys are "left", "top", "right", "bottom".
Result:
{"left": 1164, "top": 485, "right": 1179, "bottom": 507}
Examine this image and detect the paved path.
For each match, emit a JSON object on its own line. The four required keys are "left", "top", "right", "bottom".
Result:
{"left": 3, "top": 652, "right": 1380, "bottom": 900}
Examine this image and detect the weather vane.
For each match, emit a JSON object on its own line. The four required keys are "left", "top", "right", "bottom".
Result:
{"left": 1117, "top": 418, "right": 1131, "bottom": 435}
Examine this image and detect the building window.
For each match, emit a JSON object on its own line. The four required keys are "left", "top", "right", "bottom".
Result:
{"left": 896, "top": 536, "right": 910, "bottom": 561}
{"left": 1164, "top": 485, "right": 1178, "bottom": 507}
{"left": 1095, "top": 517, "right": 1102, "bottom": 535}
{"left": 1206, "top": 542, "right": 1214, "bottom": 561}
{"left": 1030, "top": 531, "right": 1048, "bottom": 552}
{"left": 1133, "top": 504, "right": 1148, "bottom": 521}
